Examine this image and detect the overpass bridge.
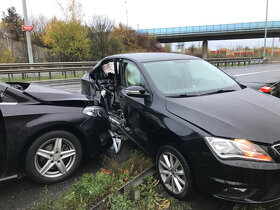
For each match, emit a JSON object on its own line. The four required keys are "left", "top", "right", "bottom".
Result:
{"left": 137, "top": 21, "right": 280, "bottom": 58}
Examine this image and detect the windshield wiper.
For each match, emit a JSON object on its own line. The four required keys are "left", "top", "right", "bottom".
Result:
{"left": 166, "top": 94, "right": 200, "bottom": 98}
{"left": 201, "top": 89, "right": 236, "bottom": 96}
{"left": 166, "top": 89, "right": 236, "bottom": 98}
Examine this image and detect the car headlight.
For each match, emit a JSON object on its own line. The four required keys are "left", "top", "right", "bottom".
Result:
{"left": 205, "top": 137, "right": 273, "bottom": 162}
{"left": 82, "top": 106, "right": 107, "bottom": 118}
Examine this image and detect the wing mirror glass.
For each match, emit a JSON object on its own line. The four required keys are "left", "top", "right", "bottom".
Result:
{"left": 125, "top": 86, "right": 150, "bottom": 97}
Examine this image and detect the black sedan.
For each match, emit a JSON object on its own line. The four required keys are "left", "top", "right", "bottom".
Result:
{"left": 0, "top": 81, "right": 112, "bottom": 184}
{"left": 82, "top": 53, "right": 280, "bottom": 203}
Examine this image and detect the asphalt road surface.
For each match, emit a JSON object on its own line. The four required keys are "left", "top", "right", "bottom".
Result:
{"left": 222, "top": 63, "right": 280, "bottom": 89}
{"left": 1, "top": 63, "right": 280, "bottom": 210}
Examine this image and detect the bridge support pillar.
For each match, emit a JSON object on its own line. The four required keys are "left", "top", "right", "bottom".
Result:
{"left": 202, "top": 40, "right": 208, "bottom": 59}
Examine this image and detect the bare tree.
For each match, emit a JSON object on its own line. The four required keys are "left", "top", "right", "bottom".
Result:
{"left": 29, "top": 15, "right": 48, "bottom": 46}
{"left": 88, "top": 15, "right": 115, "bottom": 58}
{"left": 56, "top": 0, "right": 83, "bottom": 21}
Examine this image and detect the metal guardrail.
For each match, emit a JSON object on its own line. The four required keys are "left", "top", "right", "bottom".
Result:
{"left": 206, "top": 57, "right": 264, "bottom": 66}
{"left": 0, "top": 61, "right": 98, "bottom": 81}
{"left": 137, "top": 21, "right": 280, "bottom": 36}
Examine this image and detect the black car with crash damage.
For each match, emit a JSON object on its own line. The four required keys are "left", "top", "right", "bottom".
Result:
{"left": 82, "top": 53, "right": 280, "bottom": 203}
{"left": 0, "top": 81, "right": 112, "bottom": 184}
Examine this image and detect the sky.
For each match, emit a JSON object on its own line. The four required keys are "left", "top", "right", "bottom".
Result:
{"left": 1, "top": 0, "right": 280, "bottom": 50}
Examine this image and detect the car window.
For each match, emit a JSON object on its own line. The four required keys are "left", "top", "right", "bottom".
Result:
{"left": 143, "top": 59, "right": 240, "bottom": 96}
{"left": 0, "top": 92, "right": 16, "bottom": 103}
{"left": 121, "top": 60, "right": 146, "bottom": 88}
{"left": 91, "top": 61, "right": 116, "bottom": 80}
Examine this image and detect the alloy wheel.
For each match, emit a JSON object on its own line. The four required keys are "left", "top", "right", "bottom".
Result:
{"left": 34, "top": 138, "right": 76, "bottom": 178}
{"left": 158, "top": 152, "right": 187, "bottom": 194}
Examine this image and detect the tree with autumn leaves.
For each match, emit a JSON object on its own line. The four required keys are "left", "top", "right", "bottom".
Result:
{"left": 43, "top": 18, "right": 90, "bottom": 61}
{"left": 0, "top": 1, "right": 165, "bottom": 62}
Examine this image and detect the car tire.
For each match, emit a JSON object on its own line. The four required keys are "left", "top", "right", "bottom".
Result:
{"left": 156, "top": 145, "right": 193, "bottom": 200}
{"left": 25, "top": 130, "right": 82, "bottom": 184}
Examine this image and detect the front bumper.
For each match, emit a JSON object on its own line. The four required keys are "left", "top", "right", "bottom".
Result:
{"left": 79, "top": 116, "right": 112, "bottom": 155}
{"left": 191, "top": 140, "right": 280, "bottom": 203}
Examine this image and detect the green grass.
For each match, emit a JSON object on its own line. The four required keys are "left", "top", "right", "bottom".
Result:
{"left": 108, "top": 175, "right": 192, "bottom": 210}
{"left": 34, "top": 151, "right": 152, "bottom": 210}
{"left": 0, "top": 73, "right": 84, "bottom": 83}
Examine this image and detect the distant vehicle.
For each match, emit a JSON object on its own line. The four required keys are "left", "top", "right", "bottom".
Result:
{"left": 0, "top": 82, "right": 112, "bottom": 184}
{"left": 82, "top": 53, "right": 280, "bottom": 203}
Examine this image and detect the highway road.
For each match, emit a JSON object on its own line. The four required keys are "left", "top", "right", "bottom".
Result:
{"left": 222, "top": 63, "right": 280, "bottom": 89}
{"left": 0, "top": 63, "right": 279, "bottom": 210}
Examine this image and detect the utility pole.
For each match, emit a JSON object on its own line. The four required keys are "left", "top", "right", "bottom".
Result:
{"left": 263, "top": 0, "right": 268, "bottom": 58}
{"left": 22, "top": 0, "right": 34, "bottom": 64}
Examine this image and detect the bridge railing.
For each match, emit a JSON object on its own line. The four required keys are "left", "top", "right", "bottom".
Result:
{"left": 137, "top": 21, "right": 280, "bottom": 36}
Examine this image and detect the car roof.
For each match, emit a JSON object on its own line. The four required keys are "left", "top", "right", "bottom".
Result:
{"left": 105, "top": 53, "right": 200, "bottom": 63}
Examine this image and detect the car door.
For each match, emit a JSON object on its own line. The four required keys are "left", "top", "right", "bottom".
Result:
{"left": 0, "top": 85, "right": 5, "bottom": 177}
{"left": 118, "top": 59, "right": 152, "bottom": 151}
{"left": 0, "top": 84, "right": 17, "bottom": 178}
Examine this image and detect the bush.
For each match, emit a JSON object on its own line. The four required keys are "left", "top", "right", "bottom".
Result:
{"left": 0, "top": 47, "right": 15, "bottom": 63}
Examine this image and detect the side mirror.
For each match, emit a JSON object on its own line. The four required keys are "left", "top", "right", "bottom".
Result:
{"left": 125, "top": 86, "right": 150, "bottom": 97}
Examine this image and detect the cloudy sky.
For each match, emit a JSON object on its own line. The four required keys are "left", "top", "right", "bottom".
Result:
{"left": 1, "top": 0, "right": 280, "bottom": 50}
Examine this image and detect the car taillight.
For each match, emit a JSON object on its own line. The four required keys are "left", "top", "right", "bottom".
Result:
{"left": 260, "top": 86, "right": 272, "bottom": 93}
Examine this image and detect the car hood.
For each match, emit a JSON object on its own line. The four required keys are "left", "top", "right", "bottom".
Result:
{"left": 165, "top": 88, "right": 280, "bottom": 144}
{"left": 23, "top": 83, "right": 90, "bottom": 103}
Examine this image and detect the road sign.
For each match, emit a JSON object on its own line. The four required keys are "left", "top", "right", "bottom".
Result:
{"left": 21, "top": 25, "right": 34, "bottom": 31}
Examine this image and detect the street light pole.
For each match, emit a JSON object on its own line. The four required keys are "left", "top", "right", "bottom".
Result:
{"left": 125, "top": 1, "right": 128, "bottom": 27}
{"left": 263, "top": 0, "right": 268, "bottom": 58}
{"left": 22, "top": 0, "right": 34, "bottom": 64}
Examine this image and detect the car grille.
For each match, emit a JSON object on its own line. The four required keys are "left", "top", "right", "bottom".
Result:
{"left": 272, "top": 144, "right": 280, "bottom": 155}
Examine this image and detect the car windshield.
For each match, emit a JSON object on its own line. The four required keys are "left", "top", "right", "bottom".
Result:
{"left": 143, "top": 59, "right": 241, "bottom": 97}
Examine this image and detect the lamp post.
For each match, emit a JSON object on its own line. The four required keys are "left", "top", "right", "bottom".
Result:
{"left": 263, "top": 0, "right": 268, "bottom": 58}
{"left": 22, "top": 0, "right": 34, "bottom": 64}
{"left": 125, "top": 1, "right": 128, "bottom": 27}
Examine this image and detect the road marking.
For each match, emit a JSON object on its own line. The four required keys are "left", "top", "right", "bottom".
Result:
{"left": 234, "top": 69, "right": 280, "bottom": 77}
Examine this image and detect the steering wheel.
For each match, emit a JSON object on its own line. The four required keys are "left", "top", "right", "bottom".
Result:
{"left": 12, "top": 84, "right": 24, "bottom": 90}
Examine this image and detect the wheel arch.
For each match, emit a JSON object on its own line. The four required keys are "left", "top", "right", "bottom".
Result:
{"left": 151, "top": 129, "right": 184, "bottom": 157}
{"left": 151, "top": 129, "right": 198, "bottom": 188}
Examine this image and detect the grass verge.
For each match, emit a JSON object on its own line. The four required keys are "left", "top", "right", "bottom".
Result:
{"left": 108, "top": 175, "right": 192, "bottom": 210}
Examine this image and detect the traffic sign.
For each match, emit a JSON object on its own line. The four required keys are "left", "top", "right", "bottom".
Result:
{"left": 21, "top": 25, "right": 34, "bottom": 31}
